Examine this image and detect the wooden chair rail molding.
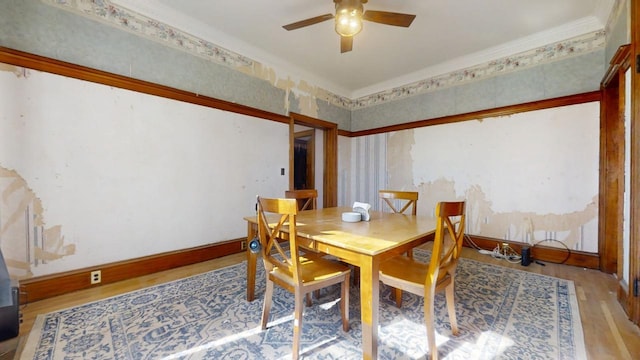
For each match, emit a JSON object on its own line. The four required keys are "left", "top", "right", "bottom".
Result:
{"left": 347, "top": 91, "right": 601, "bottom": 137}
{"left": 17, "top": 234, "right": 596, "bottom": 304}
{"left": 0, "top": 47, "right": 290, "bottom": 126}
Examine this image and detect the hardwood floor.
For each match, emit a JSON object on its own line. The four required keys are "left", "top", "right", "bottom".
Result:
{"left": 2, "top": 246, "right": 639, "bottom": 359}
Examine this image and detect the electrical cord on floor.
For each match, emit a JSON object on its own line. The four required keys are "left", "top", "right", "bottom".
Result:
{"left": 490, "top": 243, "right": 522, "bottom": 263}
{"left": 470, "top": 236, "right": 572, "bottom": 266}
{"left": 531, "top": 238, "right": 571, "bottom": 265}
{"left": 466, "top": 235, "right": 521, "bottom": 263}
{"left": 0, "top": 349, "right": 13, "bottom": 357}
{"left": 463, "top": 233, "right": 483, "bottom": 250}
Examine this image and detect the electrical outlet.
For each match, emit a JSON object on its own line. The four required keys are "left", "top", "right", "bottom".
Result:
{"left": 90, "top": 270, "right": 101, "bottom": 284}
{"left": 241, "top": 240, "right": 247, "bottom": 251}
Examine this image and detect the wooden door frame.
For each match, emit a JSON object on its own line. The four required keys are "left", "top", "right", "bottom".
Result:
{"left": 600, "top": 3, "right": 640, "bottom": 327}
{"left": 600, "top": 45, "right": 629, "bottom": 276}
{"left": 289, "top": 112, "right": 338, "bottom": 207}
{"left": 628, "top": 0, "right": 640, "bottom": 326}
{"left": 601, "top": 44, "right": 637, "bottom": 319}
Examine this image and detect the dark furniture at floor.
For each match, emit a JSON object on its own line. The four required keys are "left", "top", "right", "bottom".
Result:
{"left": 0, "top": 249, "right": 19, "bottom": 341}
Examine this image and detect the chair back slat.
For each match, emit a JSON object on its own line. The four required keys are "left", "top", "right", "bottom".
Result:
{"left": 257, "top": 196, "right": 302, "bottom": 283}
{"left": 379, "top": 190, "right": 418, "bottom": 215}
{"left": 285, "top": 189, "right": 318, "bottom": 211}
{"left": 426, "top": 201, "right": 466, "bottom": 289}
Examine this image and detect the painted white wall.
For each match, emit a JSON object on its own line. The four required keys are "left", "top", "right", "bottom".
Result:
{"left": 411, "top": 103, "right": 599, "bottom": 212}
{"left": 0, "top": 65, "right": 602, "bottom": 280}
{"left": 413, "top": 103, "right": 599, "bottom": 251}
{"left": 0, "top": 67, "right": 289, "bottom": 276}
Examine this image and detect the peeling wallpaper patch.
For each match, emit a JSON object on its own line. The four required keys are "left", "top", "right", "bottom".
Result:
{"left": 415, "top": 178, "right": 597, "bottom": 251}
{"left": 0, "top": 63, "right": 30, "bottom": 78}
{"left": 278, "top": 79, "right": 321, "bottom": 118}
{"left": 0, "top": 166, "right": 73, "bottom": 280}
{"left": 42, "top": 0, "right": 606, "bottom": 114}
{"left": 240, "top": 62, "right": 276, "bottom": 86}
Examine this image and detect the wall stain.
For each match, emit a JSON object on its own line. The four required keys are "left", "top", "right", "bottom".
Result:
{"left": 0, "top": 166, "right": 73, "bottom": 280}
{"left": 0, "top": 63, "right": 29, "bottom": 78}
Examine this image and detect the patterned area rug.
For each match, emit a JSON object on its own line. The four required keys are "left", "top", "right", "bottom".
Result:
{"left": 20, "top": 249, "right": 585, "bottom": 359}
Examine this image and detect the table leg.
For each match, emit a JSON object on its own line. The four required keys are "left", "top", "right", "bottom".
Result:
{"left": 359, "top": 257, "right": 379, "bottom": 360}
{"left": 246, "top": 222, "right": 257, "bottom": 302}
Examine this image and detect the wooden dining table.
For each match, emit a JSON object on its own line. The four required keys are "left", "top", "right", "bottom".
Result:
{"left": 244, "top": 206, "right": 436, "bottom": 360}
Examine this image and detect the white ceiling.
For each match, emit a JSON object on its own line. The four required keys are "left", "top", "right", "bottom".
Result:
{"left": 112, "top": 0, "right": 614, "bottom": 99}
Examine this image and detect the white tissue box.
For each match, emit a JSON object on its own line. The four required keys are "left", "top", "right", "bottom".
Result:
{"left": 352, "top": 201, "right": 371, "bottom": 221}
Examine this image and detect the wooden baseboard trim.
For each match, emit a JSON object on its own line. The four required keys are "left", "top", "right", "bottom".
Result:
{"left": 19, "top": 234, "right": 600, "bottom": 304}
{"left": 19, "top": 239, "right": 245, "bottom": 304}
{"left": 465, "top": 235, "right": 600, "bottom": 269}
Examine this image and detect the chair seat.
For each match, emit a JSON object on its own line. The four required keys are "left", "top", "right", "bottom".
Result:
{"left": 272, "top": 256, "right": 350, "bottom": 285}
{"left": 380, "top": 256, "right": 451, "bottom": 296}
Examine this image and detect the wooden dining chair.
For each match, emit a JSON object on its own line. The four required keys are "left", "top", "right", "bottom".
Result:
{"left": 285, "top": 189, "right": 318, "bottom": 211}
{"left": 378, "top": 189, "right": 420, "bottom": 304}
{"left": 285, "top": 189, "right": 324, "bottom": 305}
{"left": 379, "top": 201, "right": 466, "bottom": 360}
{"left": 379, "top": 189, "right": 418, "bottom": 215}
{"left": 257, "top": 196, "right": 350, "bottom": 360}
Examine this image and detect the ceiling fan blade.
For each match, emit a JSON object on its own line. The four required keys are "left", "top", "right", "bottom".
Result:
{"left": 283, "top": 14, "right": 334, "bottom": 31}
{"left": 340, "top": 36, "right": 353, "bottom": 53}
{"left": 363, "top": 10, "right": 416, "bottom": 27}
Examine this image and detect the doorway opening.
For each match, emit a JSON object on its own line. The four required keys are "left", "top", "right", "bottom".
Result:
{"left": 293, "top": 129, "right": 315, "bottom": 190}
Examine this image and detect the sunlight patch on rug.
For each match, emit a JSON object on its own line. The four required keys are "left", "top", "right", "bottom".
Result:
{"left": 19, "top": 249, "right": 586, "bottom": 359}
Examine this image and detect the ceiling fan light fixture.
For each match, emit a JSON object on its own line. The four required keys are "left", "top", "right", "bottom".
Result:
{"left": 334, "top": 2, "right": 363, "bottom": 37}
{"left": 283, "top": 0, "right": 414, "bottom": 54}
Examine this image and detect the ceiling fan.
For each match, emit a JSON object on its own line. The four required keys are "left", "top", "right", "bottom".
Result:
{"left": 282, "top": 0, "right": 416, "bottom": 53}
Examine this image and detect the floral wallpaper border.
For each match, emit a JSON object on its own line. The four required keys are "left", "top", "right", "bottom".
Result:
{"left": 44, "top": 0, "right": 606, "bottom": 110}
{"left": 354, "top": 30, "right": 605, "bottom": 109}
